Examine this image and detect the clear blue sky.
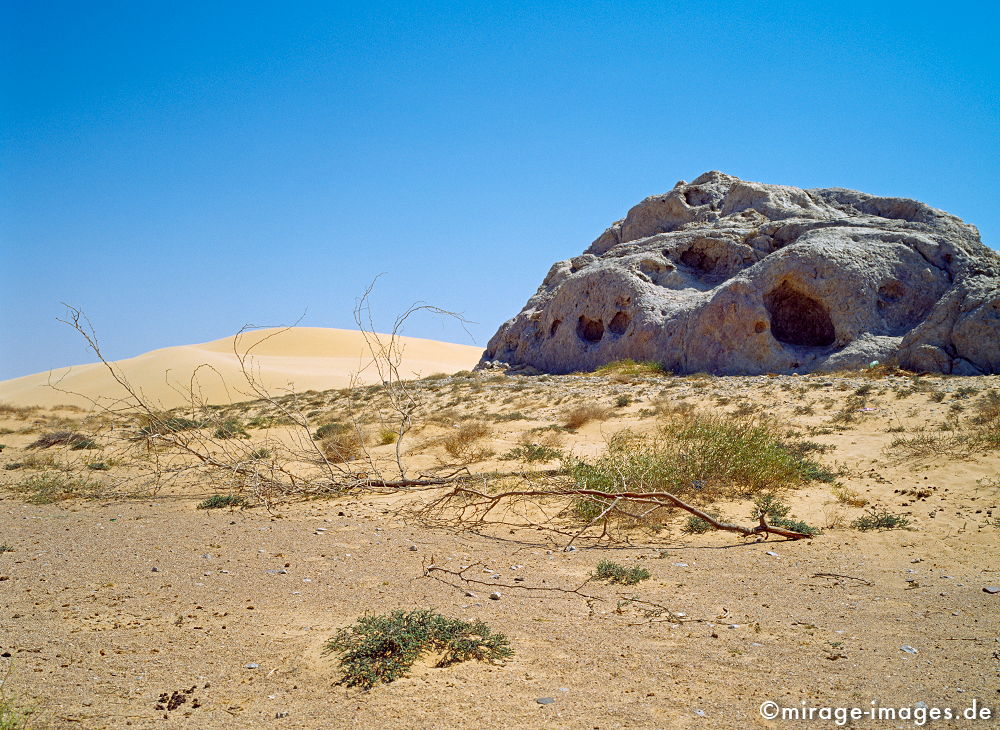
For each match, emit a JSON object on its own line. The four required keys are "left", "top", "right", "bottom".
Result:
{"left": 2, "top": 1, "right": 997, "bottom": 379}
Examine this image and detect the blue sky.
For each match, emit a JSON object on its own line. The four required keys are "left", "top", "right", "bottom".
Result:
{"left": 2, "top": 1, "right": 997, "bottom": 379}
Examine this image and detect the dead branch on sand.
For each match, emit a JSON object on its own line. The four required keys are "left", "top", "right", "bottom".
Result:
{"left": 421, "top": 484, "right": 814, "bottom": 542}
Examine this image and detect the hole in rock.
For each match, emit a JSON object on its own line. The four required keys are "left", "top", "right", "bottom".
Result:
{"left": 576, "top": 316, "right": 604, "bottom": 343}
{"left": 764, "top": 281, "right": 835, "bottom": 347}
{"left": 549, "top": 319, "right": 561, "bottom": 337}
{"left": 608, "top": 312, "right": 630, "bottom": 335}
{"left": 753, "top": 321, "right": 767, "bottom": 334}
{"left": 680, "top": 247, "right": 718, "bottom": 273}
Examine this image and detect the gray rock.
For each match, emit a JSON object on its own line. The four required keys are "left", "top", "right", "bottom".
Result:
{"left": 480, "top": 172, "right": 1000, "bottom": 375}
{"left": 489, "top": 591, "right": 502, "bottom": 600}
{"left": 984, "top": 586, "right": 1000, "bottom": 594}
{"left": 900, "top": 645, "right": 919, "bottom": 654}
{"left": 536, "top": 697, "right": 555, "bottom": 705}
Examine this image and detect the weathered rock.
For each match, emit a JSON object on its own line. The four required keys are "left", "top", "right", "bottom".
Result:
{"left": 481, "top": 172, "right": 1000, "bottom": 375}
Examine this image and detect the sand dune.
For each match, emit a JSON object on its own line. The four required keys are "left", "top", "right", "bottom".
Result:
{"left": 0, "top": 327, "right": 484, "bottom": 409}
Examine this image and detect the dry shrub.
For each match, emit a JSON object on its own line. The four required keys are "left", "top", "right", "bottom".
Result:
{"left": 0, "top": 402, "right": 38, "bottom": 418}
{"left": 832, "top": 485, "right": 867, "bottom": 507}
{"left": 563, "top": 404, "right": 611, "bottom": 430}
{"left": 442, "top": 421, "right": 493, "bottom": 461}
{"left": 321, "top": 429, "right": 368, "bottom": 463}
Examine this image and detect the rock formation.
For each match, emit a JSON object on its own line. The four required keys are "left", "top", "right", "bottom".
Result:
{"left": 481, "top": 172, "right": 1000, "bottom": 375}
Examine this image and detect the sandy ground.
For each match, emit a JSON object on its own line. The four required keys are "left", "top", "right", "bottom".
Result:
{"left": 1, "top": 369, "right": 998, "bottom": 729}
{"left": 0, "top": 327, "right": 484, "bottom": 409}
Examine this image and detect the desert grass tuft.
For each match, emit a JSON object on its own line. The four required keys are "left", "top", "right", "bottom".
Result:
{"left": 562, "top": 404, "right": 611, "bottom": 430}
{"left": 591, "top": 560, "right": 651, "bottom": 585}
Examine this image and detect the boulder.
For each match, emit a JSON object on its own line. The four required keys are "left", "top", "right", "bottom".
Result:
{"left": 481, "top": 172, "right": 1000, "bottom": 375}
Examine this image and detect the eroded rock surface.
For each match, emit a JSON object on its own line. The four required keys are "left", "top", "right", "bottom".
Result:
{"left": 482, "top": 172, "right": 1000, "bottom": 375}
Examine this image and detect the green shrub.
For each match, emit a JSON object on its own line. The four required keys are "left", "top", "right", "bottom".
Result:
{"left": 213, "top": 418, "right": 248, "bottom": 439}
{"left": 250, "top": 448, "right": 271, "bottom": 460}
{"left": 592, "top": 560, "right": 651, "bottom": 585}
{"left": 499, "top": 444, "right": 562, "bottom": 463}
{"left": 378, "top": 428, "right": 397, "bottom": 446}
{"left": 197, "top": 494, "right": 250, "bottom": 510}
{"left": 324, "top": 610, "right": 513, "bottom": 689}
{"left": 615, "top": 395, "right": 632, "bottom": 408}
{"left": 0, "top": 544, "right": 12, "bottom": 553}
{"left": 681, "top": 514, "right": 718, "bottom": 534}
{"left": 751, "top": 493, "right": 821, "bottom": 536}
{"left": 86, "top": 461, "right": 110, "bottom": 471}
{"left": 851, "top": 506, "right": 912, "bottom": 531}
{"left": 569, "top": 412, "right": 830, "bottom": 520}
{"left": 313, "top": 421, "right": 350, "bottom": 441}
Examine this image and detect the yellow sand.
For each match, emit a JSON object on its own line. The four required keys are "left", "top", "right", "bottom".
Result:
{"left": 0, "top": 327, "right": 484, "bottom": 409}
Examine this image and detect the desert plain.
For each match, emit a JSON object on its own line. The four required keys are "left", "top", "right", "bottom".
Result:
{"left": 0, "top": 330, "right": 998, "bottom": 729}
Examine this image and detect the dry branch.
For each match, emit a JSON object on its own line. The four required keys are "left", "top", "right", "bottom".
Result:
{"left": 424, "top": 484, "right": 814, "bottom": 541}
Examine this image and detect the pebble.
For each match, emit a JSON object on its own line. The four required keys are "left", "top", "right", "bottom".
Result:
{"left": 765, "top": 551, "right": 779, "bottom": 557}
{"left": 900, "top": 645, "right": 918, "bottom": 654}
{"left": 150, "top": 567, "right": 159, "bottom": 572}
{"left": 244, "top": 663, "right": 259, "bottom": 669}
{"left": 672, "top": 562, "right": 689, "bottom": 567}
{"left": 984, "top": 586, "right": 1000, "bottom": 594}
{"left": 915, "top": 701, "right": 928, "bottom": 710}
{"left": 489, "top": 592, "right": 502, "bottom": 600}
{"left": 464, "top": 591, "right": 478, "bottom": 598}
{"left": 693, "top": 709, "right": 706, "bottom": 717}
{"left": 536, "top": 697, "right": 555, "bottom": 705}
{"left": 409, "top": 545, "right": 418, "bottom": 551}
{"left": 564, "top": 546, "right": 577, "bottom": 552}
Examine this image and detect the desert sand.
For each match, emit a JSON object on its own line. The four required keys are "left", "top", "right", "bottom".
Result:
{"left": 0, "top": 327, "right": 484, "bottom": 410}
{"left": 0, "top": 365, "right": 998, "bottom": 728}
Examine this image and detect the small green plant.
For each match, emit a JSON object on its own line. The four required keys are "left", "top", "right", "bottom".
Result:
{"left": 378, "top": 428, "right": 397, "bottom": 446}
{"left": 324, "top": 610, "right": 513, "bottom": 689}
{"left": 135, "top": 415, "right": 202, "bottom": 438}
{"left": 751, "top": 493, "right": 821, "bottom": 535}
{"left": 250, "top": 448, "right": 271, "bottom": 460}
{"left": 0, "top": 544, "right": 12, "bottom": 553}
{"left": 197, "top": 494, "right": 250, "bottom": 510}
{"left": 499, "top": 444, "right": 563, "bottom": 463}
{"left": 313, "top": 421, "right": 349, "bottom": 441}
{"left": 615, "top": 395, "right": 632, "bottom": 408}
{"left": 86, "top": 461, "right": 110, "bottom": 471}
{"left": 851, "top": 506, "right": 912, "bottom": 531}
{"left": 682, "top": 514, "right": 718, "bottom": 534}
{"left": 592, "top": 560, "right": 651, "bottom": 585}
{"left": 213, "top": 418, "right": 248, "bottom": 439}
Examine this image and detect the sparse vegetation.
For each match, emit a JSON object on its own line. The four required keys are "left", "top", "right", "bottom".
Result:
{"left": 321, "top": 429, "right": 367, "bottom": 463}
{"left": 499, "top": 443, "right": 563, "bottom": 463}
{"left": 851, "top": 506, "right": 912, "bottom": 531}
{"left": 569, "top": 411, "right": 831, "bottom": 520}
{"left": 13, "top": 472, "right": 101, "bottom": 505}
{"left": 324, "top": 610, "right": 513, "bottom": 689}
{"left": 213, "top": 418, "right": 249, "bottom": 439}
{"left": 197, "top": 494, "right": 250, "bottom": 510}
{"left": 832, "top": 485, "right": 867, "bottom": 507}
{"left": 591, "top": 560, "right": 651, "bottom": 585}
{"left": 563, "top": 404, "right": 611, "bottom": 430}
{"left": 313, "top": 421, "right": 349, "bottom": 441}
{"left": 751, "top": 493, "right": 821, "bottom": 536}
{"left": 441, "top": 421, "right": 493, "bottom": 461}
{"left": 134, "top": 415, "right": 202, "bottom": 438}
